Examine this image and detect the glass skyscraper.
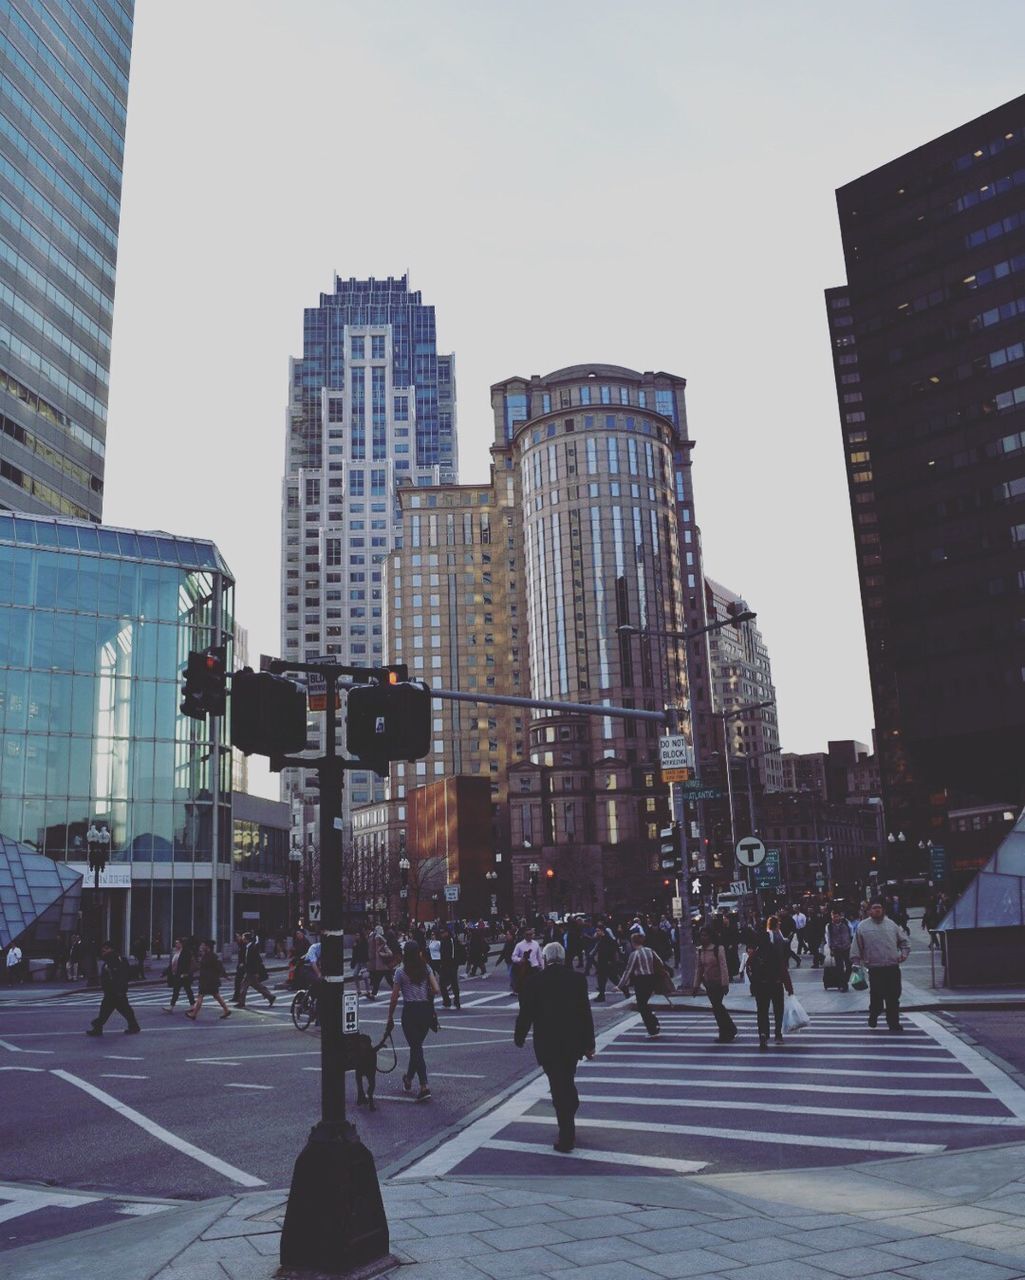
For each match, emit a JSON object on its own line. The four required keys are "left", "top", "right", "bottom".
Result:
{"left": 0, "top": 512, "right": 234, "bottom": 950}
{"left": 0, "top": 0, "right": 134, "bottom": 522}
{"left": 281, "top": 274, "right": 456, "bottom": 838}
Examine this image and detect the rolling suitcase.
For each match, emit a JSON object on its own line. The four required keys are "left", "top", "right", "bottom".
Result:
{"left": 822, "top": 959, "right": 842, "bottom": 989}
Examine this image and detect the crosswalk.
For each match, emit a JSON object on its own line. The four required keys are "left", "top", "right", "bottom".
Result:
{"left": 0, "top": 1183, "right": 172, "bottom": 1254}
{"left": 395, "top": 1007, "right": 1025, "bottom": 1181}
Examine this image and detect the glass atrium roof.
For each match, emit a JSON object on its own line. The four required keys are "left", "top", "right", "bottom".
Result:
{"left": 0, "top": 512, "right": 233, "bottom": 580}
{"left": 940, "top": 808, "right": 1025, "bottom": 929}
{"left": 0, "top": 835, "right": 83, "bottom": 948}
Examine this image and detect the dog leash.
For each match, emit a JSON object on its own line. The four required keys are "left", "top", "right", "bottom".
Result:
{"left": 372, "top": 1029, "right": 398, "bottom": 1074}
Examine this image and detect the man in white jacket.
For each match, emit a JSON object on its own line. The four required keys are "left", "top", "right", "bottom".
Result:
{"left": 854, "top": 902, "right": 910, "bottom": 1031}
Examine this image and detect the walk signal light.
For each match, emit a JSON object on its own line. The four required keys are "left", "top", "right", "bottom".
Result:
{"left": 346, "top": 679, "right": 431, "bottom": 777}
{"left": 231, "top": 668, "right": 308, "bottom": 757}
{"left": 180, "top": 645, "right": 227, "bottom": 720}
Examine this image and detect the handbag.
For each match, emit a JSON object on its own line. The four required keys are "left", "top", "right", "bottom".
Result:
{"left": 782, "top": 993, "right": 810, "bottom": 1033}
{"left": 850, "top": 964, "right": 868, "bottom": 991}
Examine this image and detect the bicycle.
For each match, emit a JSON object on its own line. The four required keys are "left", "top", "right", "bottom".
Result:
{"left": 291, "top": 986, "right": 318, "bottom": 1031}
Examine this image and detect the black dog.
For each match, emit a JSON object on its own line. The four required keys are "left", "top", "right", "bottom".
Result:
{"left": 341, "top": 1031, "right": 382, "bottom": 1111}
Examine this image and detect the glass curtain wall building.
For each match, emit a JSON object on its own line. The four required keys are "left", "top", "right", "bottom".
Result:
{"left": 0, "top": 0, "right": 134, "bottom": 522}
{"left": 280, "top": 274, "right": 457, "bottom": 851}
{"left": 0, "top": 512, "right": 234, "bottom": 951}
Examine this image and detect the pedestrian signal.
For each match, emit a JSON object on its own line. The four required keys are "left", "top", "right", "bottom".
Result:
{"left": 230, "top": 668, "right": 308, "bottom": 757}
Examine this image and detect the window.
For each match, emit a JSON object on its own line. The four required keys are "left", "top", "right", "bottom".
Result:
{"left": 371, "top": 334, "right": 385, "bottom": 359}
{"left": 350, "top": 335, "right": 364, "bottom": 359}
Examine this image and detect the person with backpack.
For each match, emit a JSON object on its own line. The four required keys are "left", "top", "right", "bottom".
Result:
{"left": 746, "top": 918, "right": 793, "bottom": 1049}
{"left": 437, "top": 926, "right": 463, "bottom": 1010}
{"left": 692, "top": 927, "right": 738, "bottom": 1043}
{"left": 593, "top": 923, "right": 619, "bottom": 1002}
{"left": 237, "top": 932, "right": 275, "bottom": 1008}
{"left": 826, "top": 909, "right": 853, "bottom": 992}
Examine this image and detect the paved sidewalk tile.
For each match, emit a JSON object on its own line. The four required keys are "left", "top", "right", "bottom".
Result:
{"left": 471, "top": 1243, "right": 573, "bottom": 1279}
{"left": 945, "top": 1225, "right": 1025, "bottom": 1253}
{"left": 556, "top": 1213, "right": 665, "bottom": 1241}
{"left": 414, "top": 1211, "right": 500, "bottom": 1237}
{"left": 480, "top": 1222, "right": 574, "bottom": 1252}
{"left": 478, "top": 1203, "right": 571, "bottom": 1228}
{"left": 703, "top": 1218, "right": 795, "bottom": 1243}
{"left": 546, "top": 1234, "right": 655, "bottom": 1267}
{"left": 713, "top": 1236, "right": 817, "bottom": 1264}
{"left": 389, "top": 1262, "right": 490, "bottom": 1280}
{"left": 892, "top": 1261, "right": 1023, "bottom": 1280}
{"left": 544, "top": 1197, "right": 638, "bottom": 1219}
{"left": 400, "top": 1232, "right": 497, "bottom": 1263}
{"left": 815, "top": 1254, "right": 921, "bottom": 1277}
{"left": 879, "top": 1237, "right": 1001, "bottom": 1263}
{"left": 637, "top": 1253, "right": 743, "bottom": 1280}
{"left": 722, "top": 1262, "right": 840, "bottom": 1280}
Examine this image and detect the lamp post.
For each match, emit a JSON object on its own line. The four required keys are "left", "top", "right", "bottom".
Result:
{"left": 288, "top": 841, "right": 302, "bottom": 933}
{"left": 619, "top": 612, "right": 760, "bottom": 994}
{"left": 398, "top": 855, "right": 410, "bottom": 923}
{"left": 485, "top": 869, "right": 498, "bottom": 921}
{"left": 528, "top": 862, "right": 539, "bottom": 921}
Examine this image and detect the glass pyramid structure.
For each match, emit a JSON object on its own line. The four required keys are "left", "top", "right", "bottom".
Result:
{"left": 0, "top": 834, "right": 83, "bottom": 949}
{"left": 939, "top": 807, "right": 1025, "bottom": 930}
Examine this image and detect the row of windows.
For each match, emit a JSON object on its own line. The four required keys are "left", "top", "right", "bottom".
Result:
{"left": 0, "top": 192, "right": 113, "bottom": 315}
{"left": 0, "top": 320, "right": 106, "bottom": 428}
{"left": 0, "top": 405, "right": 101, "bottom": 492}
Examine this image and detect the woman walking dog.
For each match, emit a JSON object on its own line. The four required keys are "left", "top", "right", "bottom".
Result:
{"left": 385, "top": 940, "right": 439, "bottom": 1101}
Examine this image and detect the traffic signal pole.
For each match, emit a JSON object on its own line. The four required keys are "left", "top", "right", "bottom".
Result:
{"left": 274, "top": 660, "right": 390, "bottom": 1274}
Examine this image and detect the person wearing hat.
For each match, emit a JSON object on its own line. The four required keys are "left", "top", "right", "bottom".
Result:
{"left": 514, "top": 942, "right": 595, "bottom": 1152}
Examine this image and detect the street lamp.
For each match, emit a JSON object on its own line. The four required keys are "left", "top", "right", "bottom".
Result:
{"left": 528, "top": 862, "right": 540, "bottom": 919}
{"left": 719, "top": 700, "right": 775, "bottom": 864}
{"left": 485, "top": 869, "right": 498, "bottom": 920}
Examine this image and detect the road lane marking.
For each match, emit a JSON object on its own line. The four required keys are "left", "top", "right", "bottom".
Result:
{"left": 597, "top": 1049, "right": 949, "bottom": 1062}
{"left": 187, "top": 1050, "right": 318, "bottom": 1063}
{"left": 516, "top": 1113, "right": 944, "bottom": 1155}
{"left": 224, "top": 1083, "right": 273, "bottom": 1090}
{"left": 0, "top": 1038, "right": 54, "bottom": 1054}
{"left": 591, "top": 1059, "right": 974, "bottom": 1079}
{"left": 0, "top": 1189, "right": 99, "bottom": 1223}
{"left": 574, "top": 1093, "right": 1025, "bottom": 1127}
{"left": 100, "top": 1073, "right": 149, "bottom": 1080}
{"left": 50, "top": 1069, "right": 266, "bottom": 1188}
{"left": 577, "top": 1074, "right": 991, "bottom": 1099}
{"left": 909, "top": 1012, "right": 1025, "bottom": 1121}
{"left": 429, "top": 1072, "right": 486, "bottom": 1079}
{"left": 104, "top": 1055, "right": 144, "bottom": 1061}
{"left": 483, "top": 1138, "right": 707, "bottom": 1174}
{"left": 0, "top": 1064, "right": 44, "bottom": 1072}
{"left": 394, "top": 1012, "right": 635, "bottom": 1180}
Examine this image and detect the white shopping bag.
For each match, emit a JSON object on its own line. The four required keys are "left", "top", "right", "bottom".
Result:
{"left": 782, "top": 993, "right": 811, "bottom": 1033}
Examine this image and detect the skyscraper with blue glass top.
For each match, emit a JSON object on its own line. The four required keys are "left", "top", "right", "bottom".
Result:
{"left": 0, "top": 0, "right": 133, "bottom": 523}
{"left": 281, "top": 274, "right": 457, "bottom": 832}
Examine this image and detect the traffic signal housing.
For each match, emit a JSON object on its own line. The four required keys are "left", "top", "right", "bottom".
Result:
{"left": 180, "top": 645, "right": 227, "bottom": 719}
{"left": 231, "top": 668, "right": 308, "bottom": 757}
{"left": 660, "top": 824, "right": 683, "bottom": 876}
{"left": 345, "top": 679, "right": 431, "bottom": 777}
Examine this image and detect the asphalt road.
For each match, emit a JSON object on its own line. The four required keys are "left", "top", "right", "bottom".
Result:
{"left": 0, "top": 975, "right": 565, "bottom": 1201}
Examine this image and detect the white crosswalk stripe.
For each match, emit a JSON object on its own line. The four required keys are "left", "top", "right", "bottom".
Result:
{"left": 395, "top": 1008, "right": 1025, "bottom": 1181}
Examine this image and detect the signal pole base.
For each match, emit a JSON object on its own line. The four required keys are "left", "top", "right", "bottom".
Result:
{"left": 279, "top": 1120, "right": 391, "bottom": 1275}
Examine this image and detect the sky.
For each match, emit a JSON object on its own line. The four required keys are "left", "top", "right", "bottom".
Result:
{"left": 102, "top": 1, "right": 1025, "bottom": 800}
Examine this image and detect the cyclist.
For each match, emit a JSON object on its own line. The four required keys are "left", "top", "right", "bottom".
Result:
{"left": 302, "top": 938, "right": 322, "bottom": 1024}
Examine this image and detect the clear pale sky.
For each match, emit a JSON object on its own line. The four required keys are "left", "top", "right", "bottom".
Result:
{"left": 102, "top": 1, "right": 1025, "bottom": 799}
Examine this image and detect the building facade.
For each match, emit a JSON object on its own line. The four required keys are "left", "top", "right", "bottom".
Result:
{"left": 827, "top": 94, "right": 1025, "bottom": 863}
{"left": 280, "top": 274, "right": 457, "bottom": 849}
{"left": 493, "top": 364, "right": 710, "bottom": 914}
{"left": 231, "top": 791, "right": 290, "bottom": 938}
{"left": 705, "top": 577, "right": 782, "bottom": 797}
{"left": 0, "top": 0, "right": 134, "bottom": 521}
{"left": 0, "top": 511, "right": 233, "bottom": 951}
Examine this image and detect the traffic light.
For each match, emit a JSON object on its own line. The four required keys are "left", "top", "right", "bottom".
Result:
{"left": 345, "top": 679, "right": 431, "bottom": 777}
{"left": 230, "top": 668, "right": 308, "bottom": 757}
{"left": 180, "top": 645, "right": 227, "bottom": 720}
{"left": 660, "top": 824, "right": 683, "bottom": 875}
{"left": 545, "top": 868, "right": 555, "bottom": 881}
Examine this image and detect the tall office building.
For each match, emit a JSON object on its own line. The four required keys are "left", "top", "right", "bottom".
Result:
{"left": 827, "top": 94, "right": 1025, "bottom": 853}
{"left": 705, "top": 577, "right": 782, "bottom": 794}
{"left": 280, "top": 274, "right": 457, "bottom": 831}
{"left": 492, "top": 364, "right": 713, "bottom": 914}
{"left": 0, "top": 0, "right": 134, "bottom": 522}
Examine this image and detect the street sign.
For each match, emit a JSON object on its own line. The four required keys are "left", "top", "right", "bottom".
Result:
{"left": 659, "top": 735, "right": 693, "bottom": 783}
{"left": 751, "top": 848, "right": 781, "bottom": 888}
{"left": 671, "top": 896, "right": 683, "bottom": 916}
{"left": 930, "top": 844, "right": 947, "bottom": 882}
{"left": 729, "top": 881, "right": 748, "bottom": 896}
{"left": 815, "top": 873, "right": 826, "bottom": 888}
{"left": 342, "top": 991, "right": 359, "bottom": 1035}
{"left": 677, "top": 783, "right": 725, "bottom": 800}
{"left": 307, "top": 900, "right": 321, "bottom": 923}
{"left": 444, "top": 884, "right": 460, "bottom": 902}
{"left": 735, "top": 836, "right": 766, "bottom": 868}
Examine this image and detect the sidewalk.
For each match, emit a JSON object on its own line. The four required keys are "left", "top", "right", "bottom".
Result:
{"left": 8, "top": 1140, "right": 1025, "bottom": 1280}
{"left": 0, "top": 959, "right": 292, "bottom": 1001}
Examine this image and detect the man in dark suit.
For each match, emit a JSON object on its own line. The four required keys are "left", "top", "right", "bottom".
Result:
{"left": 86, "top": 941, "right": 140, "bottom": 1036}
{"left": 514, "top": 941, "right": 595, "bottom": 1153}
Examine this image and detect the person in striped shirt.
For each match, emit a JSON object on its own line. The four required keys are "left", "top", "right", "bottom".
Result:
{"left": 617, "top": 934, "right": 661, "bottom": 1037}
